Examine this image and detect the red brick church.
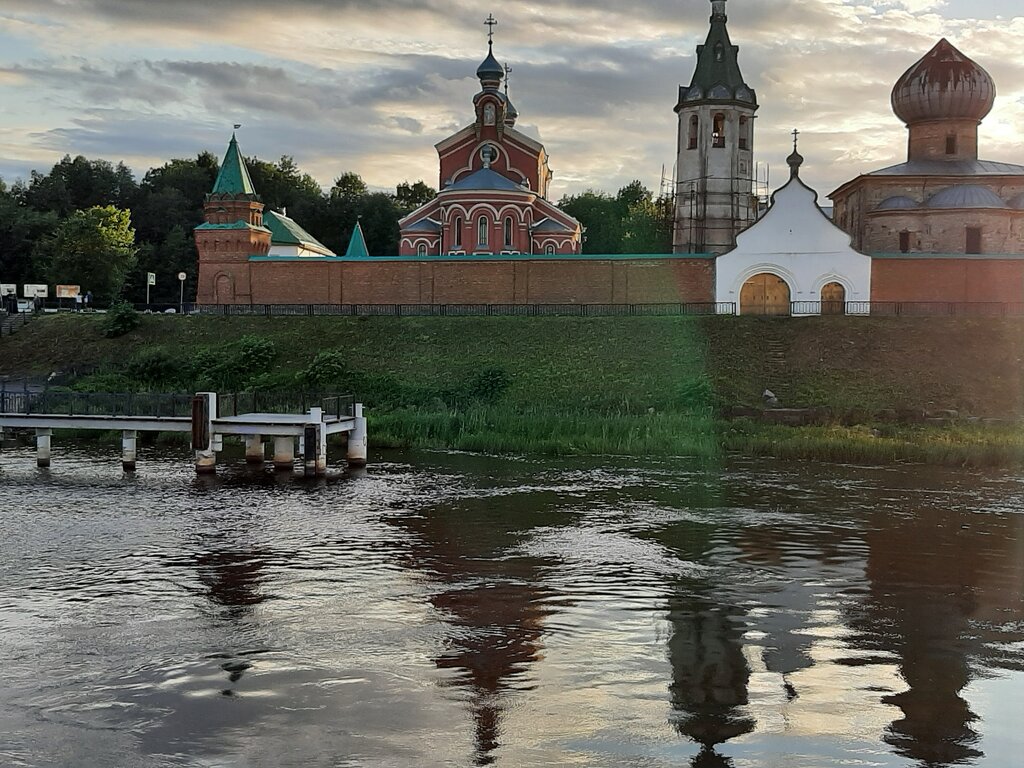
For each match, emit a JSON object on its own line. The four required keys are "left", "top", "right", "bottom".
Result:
{"left": 398, "top": 21, "right": 581, "bottom": 257}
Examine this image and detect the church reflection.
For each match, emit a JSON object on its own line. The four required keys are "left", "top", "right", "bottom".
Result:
{"left": 393, "top": 481, "right": 571, "bottom": 766}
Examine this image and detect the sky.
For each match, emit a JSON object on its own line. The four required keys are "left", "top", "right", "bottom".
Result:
{"left": 0, "top": 0, "right": 1022, "bottom": 201}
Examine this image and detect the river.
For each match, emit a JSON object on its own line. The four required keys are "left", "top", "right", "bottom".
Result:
{"left": 0, "top": 445, "right": 1022, "bottom": 767}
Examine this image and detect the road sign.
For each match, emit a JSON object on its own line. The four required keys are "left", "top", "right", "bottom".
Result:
{"left": 178, "top": 272, "right": 187, "bottom": 281}
{"left": 147, "top": 272, "right": 156, "bottom": 286}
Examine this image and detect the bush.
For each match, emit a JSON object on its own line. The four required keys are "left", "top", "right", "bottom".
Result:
{"left": 125, "top": 348, "right": 182, "bottom": 388}
{"left": 103, "top": 301, "right": 139, "bottom": 338}
{"left": 296, "top": 350, "right": 350, "bottom": 388}
{"left": 466, "top": 366, "right": 512, "bottom": 404}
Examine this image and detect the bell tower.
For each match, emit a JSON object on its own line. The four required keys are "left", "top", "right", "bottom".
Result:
{"left": 674, "top": 0, "right": 758, "bottom": 254}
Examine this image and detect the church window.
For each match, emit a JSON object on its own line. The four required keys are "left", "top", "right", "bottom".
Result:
{"left": 739, "top": 116, "right": 749, "bottom": 150}
{"left": 480, "top": 143, "right": 498, "bottom": 168}
{"left": 477, "top": 216, "right": 489, "bottom": 248}
{"left": 713, "top": 113, "right": 725, "bottom": 148}
{"left": 453, "top": 216, "right": 463, "bottom": 247}
{"left": 714, "top": 42, "right": 725, "bottom": 63}
{"left": 966, "top": 227, "right": 982, "bottom": 254}
{"left": 688, "top": 115, "right": 698, "bottom": 150}
{"left": 416, "top": 243, "right": 428, "bottom": 257}
{"left": 484, "top": 103, "right": 496, "bottom": 126}
{"left": 545, "top": 244, "right": 555, "bottom": 255}
{"left": 946, "top": 135, "right": 957, "bottom": 155}
{"left": 504, "top": 217, "right": 514, "bottom": 247}
{"left": 899, "top": 231, "right": 911, "bottom": 253}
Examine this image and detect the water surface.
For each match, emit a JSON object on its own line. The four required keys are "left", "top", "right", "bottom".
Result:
{"left": 0, "top": 445, "right": 1022, "bottom": 767}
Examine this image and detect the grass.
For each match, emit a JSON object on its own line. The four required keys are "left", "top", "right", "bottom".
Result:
{"left": 2, "top": 313, "right": 1022, "bottom": 466}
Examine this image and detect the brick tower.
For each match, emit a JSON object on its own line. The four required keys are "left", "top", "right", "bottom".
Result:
{"left": 195, "top": 133, "right": 271, "bottom": 304}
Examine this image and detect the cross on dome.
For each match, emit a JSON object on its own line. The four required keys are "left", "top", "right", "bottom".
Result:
{"left": 484, "top": 13, "right": 497, "bottom": 44}
{"left": 787, "top": 129, "right": 805, "bottom": 178}
{"left": 792, "top": 128, "right": 800, "bottom": 152}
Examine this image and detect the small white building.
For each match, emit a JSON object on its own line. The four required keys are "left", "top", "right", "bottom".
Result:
{"left": 716, "top": 147, "right": 873, "bottom": 315}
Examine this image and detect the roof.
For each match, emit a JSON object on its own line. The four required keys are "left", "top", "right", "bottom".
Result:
{"left": 867, "top": 159, "right": 1024, "bottom": 177}
{"left": 444, "top": 168, "right": 529, "bottom": 193}
{"left": 404, "top": 218, "right": 441, "bottom": 233}
{"left": 531, "top": 218, "right": 573, "bottom": 233}
{"left": 195, "top": 221, "right": 271, "bottom": 233}
{"left": 211, "top": 133, "right": 256, "bottom": 196}
{"left": 678, "top": 1, "right": 757, "bottom": 108}
{"left": 876, "top": 195, "right": 919, "bottom": 211}
{"left": 263, "top": 210, "right": 335, "bottom": 255}
{"left": 477, "top": 41, "right": 504, "bottom": 82}
{"left": 926, "top": 185, "right": 1008, "bottom": 209}
{"left": 345, "top": 221, "right": 370, "bottom": 258}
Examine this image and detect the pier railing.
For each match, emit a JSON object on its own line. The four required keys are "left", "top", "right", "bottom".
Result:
{"left": 0, "top": 389, "right": 195, "bottom": 417}
{"left": 217, "top": 392, "right": 355, "bottom": 419}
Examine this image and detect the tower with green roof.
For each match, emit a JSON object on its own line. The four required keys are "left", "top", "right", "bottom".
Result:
{"left": 195, "top": 133, "right": 271, "bottom": 303}
{"left": 674, "top": 0, "right": 759, "bottom": 254}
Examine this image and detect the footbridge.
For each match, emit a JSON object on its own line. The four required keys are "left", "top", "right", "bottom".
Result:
{"left": 0, "top": 390, "right": 367, "bottom": 475}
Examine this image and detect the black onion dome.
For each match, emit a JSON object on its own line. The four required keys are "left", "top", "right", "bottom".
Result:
{"left": 477, "top": 43, "right": 504, "bottom": 83}
{"left": 891, "top": 39, "right": 995, "bottom": 125}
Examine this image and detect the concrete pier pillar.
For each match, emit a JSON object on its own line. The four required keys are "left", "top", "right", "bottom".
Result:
{"left": 347, "top": 403, "right": 367, "bottom": 468}
{"left": 273, "top": 436, "right": 294, "bottom": 472}
{"left": 195, "top": 448, "right": 216, "bottom": 474}
{"left": 122, "top": 430, "right": 137, "bottom": 472}
{"left": 36, "top": 428, "right": 51, "bottom": 468}
{"left": 245, "top": 434, "right": 265, "bottom": 464}
{"left": 192, "top": 392, "right": 218, "bottom": 476}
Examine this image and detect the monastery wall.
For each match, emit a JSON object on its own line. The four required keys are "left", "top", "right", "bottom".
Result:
{"left": 872, "top": 258, "right": 1024, "bottom": 303}
{"left": 209, "top": 257, "right": 716, "bottom": 306}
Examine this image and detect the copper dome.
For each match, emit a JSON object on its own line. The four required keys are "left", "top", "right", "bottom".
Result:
{"left": 891, "top": 39, "right": 995, "bottom": 125}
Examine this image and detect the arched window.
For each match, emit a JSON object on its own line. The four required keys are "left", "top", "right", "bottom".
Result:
{"left": 452, "top": 216, "right": 463, "bottom": 247}
{"left": 714, "top": 42, "right": 725, "bottom": 63}
{"left": 477, "top": 216, "right": 489, "bottom": 248}
{"left": 713, "top": 113, "right": 726, "bottom": 148}
{"left": 504, "top": 216, "right": 514, "bottom": 247}
{"left": 738, "top": 116, "right": 749, "bottom": 150}
{"left": 545, "top": 244, "right": 555, "bottom": 255}
{"left": 688, "top": 115, "right": 699, "bottom": 150}
{"left": 416, "top": 243, "right": 427, "bottom": 257}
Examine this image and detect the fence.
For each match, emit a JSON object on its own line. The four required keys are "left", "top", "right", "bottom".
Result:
{"left": 195, "top": 302, "right": 736, "bottom": 318}
{"left": 0, "top": 310, "right": 31, "bottom": 337}
{"left": 0, "top": 388, "right": 194, "bottom": 417}
{"left": 217, "top": 392, "right": 355, "bottom": 419}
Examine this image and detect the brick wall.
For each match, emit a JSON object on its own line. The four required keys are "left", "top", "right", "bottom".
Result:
{"left": 225, "top": 258, "right": 718, "bottom": 305}
{"left": 872, "top": 258, "right": 1024, "bottom": 302}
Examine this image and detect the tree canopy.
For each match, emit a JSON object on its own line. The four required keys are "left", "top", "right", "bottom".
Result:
{"left": 558, "top": 180, "right": 672, "bottom": 254}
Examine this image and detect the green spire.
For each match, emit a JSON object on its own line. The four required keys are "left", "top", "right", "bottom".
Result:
{"left": 211, "top": 132, "right": 256, "bottom": 196}
{"left": 680, "top": 0, "right": 757, "bottom": 107}
{"left": 345, "top": 221, "right": 369, "bottom": 258}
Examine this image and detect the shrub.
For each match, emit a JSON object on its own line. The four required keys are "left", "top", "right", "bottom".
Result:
{"left": 466, "top": 366, "right": 512, "bottom": 404}
{"left": 125, "top": 348, "right": 181, "bottom": 388}
{"left": 296, "top": 350, "right": 350, "bottom": 388}
{"left": 103, "top": 301, "right": 139, "bottom": 338}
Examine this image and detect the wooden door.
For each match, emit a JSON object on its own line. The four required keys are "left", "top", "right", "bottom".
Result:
{"left": 821, "top": 282, "right": 846, "bottom": 315}
{"left": 740, "top": 273, "right": 791, "bottom": 316}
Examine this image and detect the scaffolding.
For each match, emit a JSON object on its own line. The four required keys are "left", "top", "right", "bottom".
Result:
{"left": 672, "top": 163, "right": 770, "bottom": 254}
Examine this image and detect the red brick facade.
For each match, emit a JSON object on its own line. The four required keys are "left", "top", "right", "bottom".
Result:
{"left": 872, "top": 258, "right": 1024, "bottom": 303}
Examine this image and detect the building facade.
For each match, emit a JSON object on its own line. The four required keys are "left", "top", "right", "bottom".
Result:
{"left": 673, "top": 0, "right": 759, "bottom": 255}
{"left": 398, "top": 36, "right": 582, "bottom": 257}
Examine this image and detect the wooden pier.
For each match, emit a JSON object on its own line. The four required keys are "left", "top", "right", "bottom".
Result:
{"left": 0, "top": 390, "right": 366, "bottom": 475}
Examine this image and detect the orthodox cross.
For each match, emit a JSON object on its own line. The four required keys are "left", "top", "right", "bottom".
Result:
{"left": 792, "top": 128, "right": 800, "bottom": 151}
{"left": 485, "top": 14, "right": 498, "bottom": 43}
{"left": 504, "top": 63, "right": 512, "bottom": 94}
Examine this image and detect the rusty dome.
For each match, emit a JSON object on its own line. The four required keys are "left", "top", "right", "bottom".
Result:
{"left": 891, "top": 39, "right": 995, "bottom": 125}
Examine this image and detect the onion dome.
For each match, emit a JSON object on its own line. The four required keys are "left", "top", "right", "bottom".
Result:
{"left": 787, "top": 149, "right": 804, "bottom": 179}
{"left": 891, "top": 39, "right": 995, "bottom": 125}
{"left": 875, "top": 195, "right": 919, "bottom": 211}
{"left": 926, "top": 185, "right": 1007, "bottom": 209}
{"left": 477, "top": 42, "right": 504, "bottom": 86}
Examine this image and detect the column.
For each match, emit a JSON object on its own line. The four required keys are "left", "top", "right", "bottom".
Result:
{"left": 36, "top": 428, "right": 51, "bottom": 468}
{"left": 122, "top": 430, "right": 137, "bottom": 472}
{"left": 193, "top": 392, "right": 218, "bottom": 475}
{"left": 273, "top": 436, "right": 294, "bottom": 472}
{"left": 347, "top": 403, "right": 367, "bottom": 468}
{"left": 245, "top": 434, "right": 265, "bottom": 464}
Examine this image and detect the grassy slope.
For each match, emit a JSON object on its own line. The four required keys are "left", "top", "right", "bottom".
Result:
{"left": 2, "top": 314, "right": 1022, "bottom": 464}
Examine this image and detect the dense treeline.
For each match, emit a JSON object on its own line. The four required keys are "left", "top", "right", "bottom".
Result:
{"left": 0, "top": 153, "right": 435, "bottom": 304}
{"left": 0, "top": 151, "right": 671, "bottom": 306}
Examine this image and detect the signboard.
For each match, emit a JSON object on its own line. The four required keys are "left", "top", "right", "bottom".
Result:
{"left": 23, "top": 284, "right": 48, "bottom": 298}
{"left": 56, "top": 285, "right": 81, "bottom": 298}
{"left": 178, "top": 272, "right": 187, "bottom": 281}
{"left": 147, "top": 272, "right": 157, "bottom": 286}
{"left": 1, "top": 283, "right": 16, "bottom": 297}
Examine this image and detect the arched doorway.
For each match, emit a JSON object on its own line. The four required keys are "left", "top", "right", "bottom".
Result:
{"left": 215, "top": 274, "right": 234, "bottom": 304}
{"left": 740, "top": 273, "right": 791, "bottom": 316}
{"left": 821, "top": 282, "right": 846, "bottom": 315}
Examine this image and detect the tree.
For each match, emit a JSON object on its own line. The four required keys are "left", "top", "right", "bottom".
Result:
{"left": 21, "top": 155, "right": 138, "bottom": 216}
{"left": 621, "top": 196, "right": 673, "bottom": 253}
{"left": 246, "top": 155, "right": 324, "bottom": 212}
{"left": 558, "top": 190, "right": 624, "bottom": 254}
{"left": 0, "top": 196, "right": 60, "bottom": 286}
{"left": 36, "top": 205, "right": 137, "bottom": 303}
{"left": 330, "top": 171, "right": 368, "bottom": 203}
{"left": 395, "top": 180, "right": 436, "bottom": 215}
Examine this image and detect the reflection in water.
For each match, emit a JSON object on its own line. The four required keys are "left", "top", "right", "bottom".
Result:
{"left": 195, "top": 547, "right": 269, "bottom": 615}
{"left": 667, "top": 592, "right": 754, "bottom": 766}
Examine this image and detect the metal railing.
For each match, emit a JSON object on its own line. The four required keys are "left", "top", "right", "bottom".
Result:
{"left": 217, "top": 392, "right": 355, "bottom": 419}
{"left": 195, "top": 302, "right": 736, "bottom": 318}
{"left": 0, "top": 388, "right": 194, "bottom": 417}
{"left": 787, "top": 301, "right": 1024, "bottom": 317}
{"left": 0, "top": 310, "right": 31, "bottom": 337}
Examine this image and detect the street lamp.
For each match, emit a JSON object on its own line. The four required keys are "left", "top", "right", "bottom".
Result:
{"left": 178, "top": 272, "right": 187, "bottom": 314}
